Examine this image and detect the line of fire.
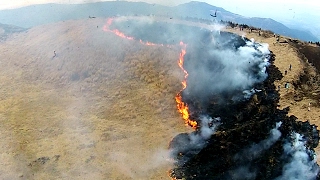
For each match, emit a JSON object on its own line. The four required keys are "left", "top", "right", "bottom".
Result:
{"left": 103, "top": 18, "right": 197, "bottom": 129}
{"left": 103, "top": 17, "right": 320, "bottom": 180}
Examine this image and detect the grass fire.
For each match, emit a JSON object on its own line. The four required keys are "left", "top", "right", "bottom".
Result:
{"left": 0, "top": 9, "right": 319, "bottom": 179}
{"left": 104, "top": 17, "right": 320, "bottom": 180}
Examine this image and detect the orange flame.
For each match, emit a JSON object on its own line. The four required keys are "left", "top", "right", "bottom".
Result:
{"left": 103, "top": 18, "right": 170, "bottom": 47}
{"left": 103, "top": 18, "right": 135, "bottom": 40}
{"left": 102, "top": 18, "right": 197, "bottom": 128}
{"left": 175, "top": 42, "right": 198, "bottom": 129}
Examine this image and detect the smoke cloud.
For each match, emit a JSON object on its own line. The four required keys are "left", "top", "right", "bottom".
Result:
{"left": 169, "top": 115, "right": 221, "bottom": 164}
{"left": 234, "top": 121, "right": 282, "bottom": 162}
{"left": 275, "top": 133, "right": 319, "bottom": 180}
{"left": 106, "top": 16, "right": 319, "bottom": 179}
{"left": 184, "top": 35, "right": 270, "bottom": 103}
{"left": 190, "top": 115, "right": 221, "bottom": 144}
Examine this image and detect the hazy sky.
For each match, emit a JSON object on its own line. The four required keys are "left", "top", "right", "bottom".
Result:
{"left": 0, "top": 0, "right": 319, "bottom": 24}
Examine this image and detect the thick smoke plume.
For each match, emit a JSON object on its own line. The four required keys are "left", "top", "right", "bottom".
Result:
{"left": 234, "top": 121, "right": 282, "bottom": 162}
{"left": 184, "top": 35, "right": 270, "bottom": 104}
{"left": 275, "top": 133, "right": 319, "bottom": 180}
{"left": 105, "top": 16, "right": 319, "bottom": 179}
{"left": 226, "top": 122, "right": 282, "bottom": 180}
{"left": 169, "top": 115, "right": 221, "bottom": 165}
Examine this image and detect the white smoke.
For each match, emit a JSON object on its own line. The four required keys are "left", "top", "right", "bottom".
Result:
{"left": 186, "top": 36, "right": 270, "bottom": 102}
{"left": 275, "top": 133, "right": 319, "bottom": 180}
{"left": 169, "top": 115, "right": 221, "bottom": 163}
{"left": 189, "top": 115, "right": 221, "bottom": 146}
{"left": 211, "top": 39, "right": 269, "bottom": 92}
{"left": 235, "top": 121, "right": 282, "bottom": 161}
{"left": 243, "top": 88, "right": 262, "bottom": 99}
{"left": 229, "top": 166, "right": 257, "bottom": 180}
{"left": 228, "top": 122, "right": 282, "bottom": 180}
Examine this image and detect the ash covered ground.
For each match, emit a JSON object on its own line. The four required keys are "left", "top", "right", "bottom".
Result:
{"left": 110, "top": 17, "right": 320, "bottom": 180}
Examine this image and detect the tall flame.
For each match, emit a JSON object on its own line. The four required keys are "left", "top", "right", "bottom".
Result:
{"left": 102, "top": 18, "right": 197, "bottom": 128}
{"left": 175, "top": 42, "right": 198, "bottom": 129}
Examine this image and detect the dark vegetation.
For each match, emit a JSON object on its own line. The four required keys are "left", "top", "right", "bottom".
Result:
{"left": 291, "top": 43, "right": 320, "bottom": 72}
{"left": 288, "top": 41, "right": 320, "bottom": 107}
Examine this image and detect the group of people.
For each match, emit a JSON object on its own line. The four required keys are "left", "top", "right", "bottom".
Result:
{"left": 277, "top": 64, "right": 312, "bottom": 111}
{"left": 278, "top": 64, "right": 292, "bottom": 91}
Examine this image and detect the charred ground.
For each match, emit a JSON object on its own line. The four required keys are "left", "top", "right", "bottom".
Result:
{"left": 170, "top": 52, "right": 320, "bottom": 179}
{"left": 165, "top": 24, "right": 320, "bottom": 179}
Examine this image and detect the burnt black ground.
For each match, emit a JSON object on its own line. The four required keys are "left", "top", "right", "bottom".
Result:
{"left": 170, "top": 52, "right": 320, "bottom": 180}
{"left": 111, "top": 19, "right": 320, "bottom": 179}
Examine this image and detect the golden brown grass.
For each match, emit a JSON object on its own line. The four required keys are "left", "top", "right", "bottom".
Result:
{"left": 0, "top": 18, "right": 190, "bottom": 179}
{"left": 1, "top": 17, "right": 319, "bottom": 179}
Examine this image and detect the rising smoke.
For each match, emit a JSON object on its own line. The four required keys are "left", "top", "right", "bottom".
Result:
{"left": 184, "top": 34, "right": 270, "bottom": 104}
{"left": 275, "top": 133, "right": 319, "bottom": 180}
{"left": 169, "top": 115, "right": 221, "bottom": 165}
{"left": 107, "top": 16, "right": 319, "bottom": 179}
{"left": 226, "top": 122, "right": 283, "bottom": 180}
{"left": 234, "top": 121, "right": 282, "bottom": 162}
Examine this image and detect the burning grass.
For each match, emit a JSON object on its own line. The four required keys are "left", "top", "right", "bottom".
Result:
{"left": 0, "top": 16, "right": 319, "bottom": 179}
{"left": 103, "top": 17, "right": 320, "bottom": 179}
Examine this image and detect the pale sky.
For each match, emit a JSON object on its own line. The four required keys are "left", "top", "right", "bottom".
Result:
{"left": 0, "top": 0, "right": 319, "bottom": 28}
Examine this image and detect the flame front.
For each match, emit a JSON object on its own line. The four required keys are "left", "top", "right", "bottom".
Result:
{"left": 103, "top": 18, "right": 135, "bottom": 40}
{"left": 103, "top": 18, "right": 169, "bottom": 47}
{"left": 103, "top": 18, "right": 197, "bottom": 128}
{"left": 175, "top": 42, "right": 197, "bottom": 128}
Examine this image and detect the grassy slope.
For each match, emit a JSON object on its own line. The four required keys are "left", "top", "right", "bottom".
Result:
{"left": 0, "top": 17, "right": 319, "bottom": 179}
{"left": 0, "top": 18, "right": 189, "bottom": 179}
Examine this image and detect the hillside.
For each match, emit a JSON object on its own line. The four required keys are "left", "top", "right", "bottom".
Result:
{"left": 0, "top": 18, "right": 189, "bottom": 179}
{"left": 0, "top": 1, "right": 318, "bottom": 41}
{"left": 0, "top": 16, "right": 320, "bottom": 179}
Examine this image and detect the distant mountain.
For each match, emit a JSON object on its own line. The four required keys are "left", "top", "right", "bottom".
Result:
{"left": 0, "top": 1, "right": 318, "bottom": 41}
{"left": 0, "top": 2, "right": 168, "bottom": 28}
{"left": 0, "top": 23, "right": 26, "bottom": 40}
{"left": 174, "top": 1, "right": 319, "bottom": 42}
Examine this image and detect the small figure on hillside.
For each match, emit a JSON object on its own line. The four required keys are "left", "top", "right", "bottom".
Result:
{"left": 308, "top": 102, "right": 311, "bottom": 111}
{"left": 285, "top": 82, "right": 290, "bottom": 89}
{"left": 284, "top": 70, "right": 287, "bottom": 75}
{"left": 52, "top": 50, "right": 57, "bottom": 59}
{"left": 289, "top": 64, "right": 292, "bottom": 71}
{"left": 210, "top": 10, "right": 217, "bottom": 18}
{"left": 258, "top": 31, "right": 261, "bottom": 36}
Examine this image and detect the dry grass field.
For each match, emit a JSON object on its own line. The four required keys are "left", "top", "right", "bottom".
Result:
{"left": 0, "top": 18, "right": 191, "bottom": 179}
{"left": 0, "top": 17, "right": 319, "bottom": 179}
